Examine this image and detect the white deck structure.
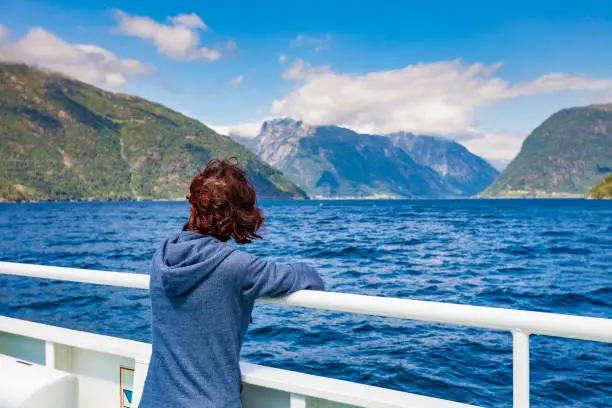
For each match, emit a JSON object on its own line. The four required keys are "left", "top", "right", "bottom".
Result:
{"left": 0, "top": 261, "right": 611, "bottom": 408}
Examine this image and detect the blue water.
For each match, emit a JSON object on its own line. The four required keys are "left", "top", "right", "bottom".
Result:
{"left": 0, "top": 199, "right": 611, "bottom": 407}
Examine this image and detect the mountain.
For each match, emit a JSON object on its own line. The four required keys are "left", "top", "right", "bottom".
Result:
{"left": 484, "top": 104, "right": 612, "bottom": 197}
{"left": 237, "top": 118, "right": 498, "bottom": 198}
{"left": 388, "top": 132, "right": 499, "bottom": 197}
{"left": 231, "top": 135, "right": 258, "bottom": 152}
{"left": 588, "top": 175, "right": 612, "bottom": 199}
{"left": 0, "top": 63, "right": 306, "bottom": 202}
{"left": 255, "top": 120, "right": 448, "bottom": 198}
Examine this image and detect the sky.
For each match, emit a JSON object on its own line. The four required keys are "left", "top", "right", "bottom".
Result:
{"left": 1, "top": 0, "right": 612, "bottom": 161}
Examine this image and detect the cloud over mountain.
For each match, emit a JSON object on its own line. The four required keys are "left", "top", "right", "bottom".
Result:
{"left": 272, "top": 59, "right": 612, "bottom": 136}
{"left": 0, "top": 26, "right": 154, "bottom": 91}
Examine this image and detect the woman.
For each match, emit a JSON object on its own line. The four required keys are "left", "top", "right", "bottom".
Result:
{"left": 139, "top": 158, "right": 324, "bottom": 408}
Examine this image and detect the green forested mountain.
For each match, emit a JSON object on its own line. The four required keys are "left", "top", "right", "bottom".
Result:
{"left": 0, "top": 63, "right": 306, "bottom": 201}
{"left": 588, "top": 175, "right": 612, "bottom": 199}
{"left": 483, "top": 104, "right": 612, "bottom": 197}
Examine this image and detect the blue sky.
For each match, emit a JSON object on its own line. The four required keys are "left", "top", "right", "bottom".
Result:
{"left": 1, "top": 0, "right": 612, "bottom": 160}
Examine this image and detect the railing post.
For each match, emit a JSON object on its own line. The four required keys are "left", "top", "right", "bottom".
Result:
{"left": 45, "top": 341, "right": 56, "bottom": 368}
{"left": 512, "top": 329, "right": 530, "bottom": 408}
{"left": 290, "top": 393, "right": 307, "bottom": 408}
{"left": 133, "top": 355, "right": 150, "bottom": 408}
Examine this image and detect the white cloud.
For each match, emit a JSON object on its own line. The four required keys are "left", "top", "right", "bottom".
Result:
{"left": 461, "top": 130, "right": 526, "bottom": 161}
{"left": 227, "top": 75, "right": 244, "bottom": 88}
{"left": 279, "top": 54, "right": 286, "bottom": 63}
{"left": 0, "top": 25, "right": 8, "bottom": 43}
{"left": 0, "top": 27, "right": 154, "bottom": 91}
{"left": 291, "top": 34, "right": 331, "bottom": 52}
{"left": 281, "top": 58, "right": 330, "bottom": 81}
{"left": 169, "top": 13, "right": 208, "bottom": 30}
{"left": 508, "top": 73, "right": 612, "bottom": 98}
{"left": 114, "top": 10, "right": 222, "bottom": 62}
{"left": 208, "top": 122, "right": 262, "bottom": 138}
{"left": 272, "top": 59, "right": 612, "bottom": 137}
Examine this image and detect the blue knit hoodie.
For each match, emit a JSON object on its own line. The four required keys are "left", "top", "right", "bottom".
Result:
{"left": 139, "top": 230, "right": 324, "bottom": 408}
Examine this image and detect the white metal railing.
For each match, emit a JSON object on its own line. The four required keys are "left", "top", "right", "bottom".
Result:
{"left": 1, "top": 261, "right": 611, "bottom": 408}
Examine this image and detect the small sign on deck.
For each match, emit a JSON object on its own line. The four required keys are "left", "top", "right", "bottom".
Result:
{"left": 120, "top": 366, "right": 135, "bottom": 408}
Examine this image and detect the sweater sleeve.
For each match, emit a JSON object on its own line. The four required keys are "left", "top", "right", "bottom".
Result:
{"left": 234, "top": 251, "right": 324, "bottom": 300}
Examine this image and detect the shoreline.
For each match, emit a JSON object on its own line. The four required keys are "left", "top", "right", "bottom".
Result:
{"left": 480, "top": 190, "right": 585, "bottom": 199}
{"left": 1, "top": 196, "right": 601, "bottom": 204}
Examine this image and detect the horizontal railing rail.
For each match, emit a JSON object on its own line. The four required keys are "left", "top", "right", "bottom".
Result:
{"left": 1, "top": 261, "right": 611, "bottom": 408}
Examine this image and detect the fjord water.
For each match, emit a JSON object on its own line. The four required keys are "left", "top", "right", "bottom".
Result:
{"left": 0, "top": 200, "right": 611, "bottom": 407}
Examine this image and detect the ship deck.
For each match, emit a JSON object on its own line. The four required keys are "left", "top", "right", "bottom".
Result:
{"left": 1, "top": 261, "right": 611, "bottom": 408}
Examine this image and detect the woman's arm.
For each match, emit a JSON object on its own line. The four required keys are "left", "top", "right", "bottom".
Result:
{"left": 231, "top": 251, "right": 324, "bottom": 300}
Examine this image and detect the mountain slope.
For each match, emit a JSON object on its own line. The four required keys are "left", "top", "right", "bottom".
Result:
{"left": 588, "top": 175, "right": 612, "bottom": 199}
{"left": 0, "top": 63, "right": 306, "bottom": 201}
{"left": 484, "top": 104, "right": 612, "bottom": 197}
{"left": 389, "top": 132, "right": 499, "bottom": 197}
{"left": 240, "top": 119, "right": 497, "bottom": 198}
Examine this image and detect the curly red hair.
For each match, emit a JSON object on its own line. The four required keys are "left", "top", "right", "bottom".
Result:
{"left": 186, "top": 158, "right": 263, "bottom": 244}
